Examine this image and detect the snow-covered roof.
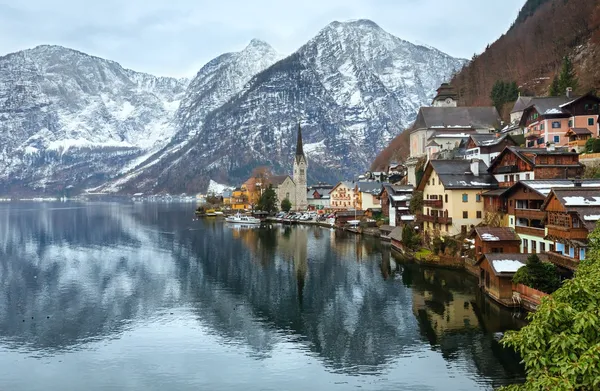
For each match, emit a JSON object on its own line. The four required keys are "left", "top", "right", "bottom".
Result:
{"left": 481, "top": 233, "right": 500, "bottom": 241}
{"left": 391, "top": 195, "right": 410, "bottom": 201}
{"left": 563, "top": 196, "right": 600, "bottom": 206}
{"left": 400, "top": 215, "right": 415, "bottom": 221}
{"left": 583, "top": 214, "right": 600, "bottom": 221}
{"left": 492, "top": 260, "right": 525, "bottom": 273}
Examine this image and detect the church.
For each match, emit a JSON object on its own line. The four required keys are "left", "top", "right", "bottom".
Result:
{"left": 270, "top": 125, "right": 308, "bottom": 211}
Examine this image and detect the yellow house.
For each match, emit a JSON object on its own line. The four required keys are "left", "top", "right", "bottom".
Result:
{"left": 355, "top": 182, "right": 382, "bottom": 211}
{"left": 417, "top": 159, "right": 499, "bottom": 237}
{"left": 330, "top": 181, "right": 357, "bottom": 210}
{"left": 231, "top": 187, "right": 250, "bottom": 210}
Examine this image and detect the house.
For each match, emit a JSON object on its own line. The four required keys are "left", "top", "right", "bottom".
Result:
{"left": 231, "top": 187, "right": 250, "bottom": 210}
{"left": 222, "top": 190, "right": 233, "bottom": 205}
{"left": 541, "top": 186, "right": 600, "bottom": 271}
{"left": 406, "top": 105, "right": 501, "bottom": 185}
{"left": 510, "top": 96, "right": 534, "bottom": 127}
{"left": 417, "top": 159, "right": 498, "bottom": 238}
{"left": 330, "top": 181, "right": 357, "bottom": 210}
{"left": 380, "top": 184, "right": 414, "bottom": 227}
{"left": 389, "top": 226, "right": 404, "bottom": 252}
{"left": 335, "top": 210, "right": 365, "bottom": 227}
{"left": 564, "top": 127, "right": 593, "bottom": 153}
{"left": 463, "top": 133, "right": 518, "bottom": 167}
{"left": 472, "top": 227, "right": 521, "bottom": 261}
{"left": 488, "top": 146, "right": 583, "bottom": 188}
{"left": 519, "top": 91, "right": 600, "bottom": 149}
{"left": 306, "top": 185, "right": 333, "bottom": 210}
{"left": 476, "top": 254, "right": 526, "bottom": 306}
{"left": 356, "top": 182, "right": 382, "bottom": 210}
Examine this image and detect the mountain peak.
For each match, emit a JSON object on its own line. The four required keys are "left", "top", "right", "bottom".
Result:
{"left": 327, "top": 19, "right": 382, "bottom": 31}
{"left": 244, "top": 38, "right": 274, "bottom": 52}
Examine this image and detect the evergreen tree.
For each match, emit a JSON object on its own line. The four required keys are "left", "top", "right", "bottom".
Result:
{"left": 557, "top": 56, "right": 579, "bottom": 94}
{"left": 512, "top": 253, "right": 560, "bottom": 294}
{"left": 506, "top": 81, "right": 520, "bottom": 102}
{"left": 257, "top": 185, "right": 278, "bottom": 214}
{"left": 548, "top": 75, "right": 560, "bottom": 96}
{"left": 281, "top": 198, "right": 292, "bottom": 212}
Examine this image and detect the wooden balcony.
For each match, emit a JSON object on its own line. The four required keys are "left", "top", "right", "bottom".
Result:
{"left": 546, "top": 225, "right": 590, "bottom": 241}
{"left": 514, "top": 208, "right": 545, "bottom": 221}
{"left": 525, "top": 129, "right": 541, "bottom": 139}
{"left": 515, "top": 225, "right": 545, "bottom": 237}
{"left": 417, "top": 214, "right": 453, "bottom": 225}
{"left": 424, "top": 199, "right": 443, "bottom": 208}
{"left": 495, "top": 165, "right": 518, "bottom": 174}
{"left": 545, "top": 251, "right": 580, "bottom": 271}
{"left": 567, "top": 139, "right": 587, "bottom": 147}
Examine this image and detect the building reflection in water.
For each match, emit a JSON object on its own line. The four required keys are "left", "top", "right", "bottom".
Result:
{"left": 0, "top": 203, "right": 525, "bottom": 387}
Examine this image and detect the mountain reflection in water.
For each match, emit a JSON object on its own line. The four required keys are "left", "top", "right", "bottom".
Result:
{"left": 0, "top": 203, "right": 525, "bottom": 390}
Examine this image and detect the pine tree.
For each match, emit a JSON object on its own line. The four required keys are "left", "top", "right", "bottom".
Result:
{"left": 548, "top": 75, "right": 560, "bottom": 96}
{"left": 257, "top": 185, "right": 278, "bottom": 214}
{"left": 557, "top": 56, "right": 579, "bottom": 94}
{"left": 281, "top": 198, "right": 292, "bottom": 212}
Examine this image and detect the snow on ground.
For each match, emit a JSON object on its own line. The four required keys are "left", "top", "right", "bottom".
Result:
{"left": 46, "top": 138, "right": 135, "bottom": 155}
{"left": 207, "top": 179, "right": 233, "bottom": 195}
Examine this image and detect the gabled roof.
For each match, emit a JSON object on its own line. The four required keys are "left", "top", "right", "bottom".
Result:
{"left": 356, "top": 181, "right": 382, "bottom": 195}
{"left": 410, "top": 107, "right": 501, "bottom": 133}
{"left": 270, "top": 175, "right": 293, "bottom": 186}
{"left": 417, "top": 160, "right": 498, "bottom": 191}
{"left": 473, "top": 227, "right": 520, "bottom": 242}
{"left": 520, "top": 96, "right": 577, "bottom": 117}
{"left": 511, "top": 96, "right": 534, "bottom": 113}
{"left": 488, "top": 146, "right": 581, "bottom": 172}
{"left": 468, "top": 133, "right": 517, "bottom": 148}
{"left": 477, "top": 253, "right": 548, "bottom": 276}
{"left": 542, "top": 187, "right": 600, "bottom": 231}
{"left": 508, "top": 179, "right": 600, "bottom": 198}
{"left": 566, "top": 128, "right": 592, "bottom": 136}
{"left": 329, "top": 181, "right": 355, "bottom": 194}
{"left": 389, "top": 227, "right": 404, "bottom": 242}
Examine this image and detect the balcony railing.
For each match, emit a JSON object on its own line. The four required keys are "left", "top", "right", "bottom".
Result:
{"left": 417, "top": 214, "right": 453, "bottom": 225}
{"left": 515, "top": 225, "right": 545, "bottom": 237}
{"left": 495, "top": 165, "right": 518, "bottom": 174}
{"left": 546, "top": 225, "right": 589, "bottom": 241}
{"left": 567, "top": 139, "right": 587, "bottom": 147}
{"left": 525, "top": 129, "right": 541, "bottom": 139}
{"left": 545, "top": 251, "right": 580, "bottom": 271}
{"left": 424, "top": 199, "right": 443, "bottom": 208}
{"left": 514, "top": 208, "right": 545, "bottom": 220}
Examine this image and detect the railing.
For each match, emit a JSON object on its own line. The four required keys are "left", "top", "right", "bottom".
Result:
{"left": 546, "top": 225, "right": 589, "bottom": 240}
{"left": 545, "top": 251, "right": 580, "bottom": 271}
{"left": 515, "top": 225, "right": 545, "bottom": 237}
{"left": 567, "top": 139, "right": 587, "bottom": 147}
{"left": 525, "top": 129, "right": 541, "bottom": 139}
{"left": 495, "top": 165, "right": 518, "bottom": 174}
{"left": 417, "top": 215, "right": 453, "bottom": 225}
{"left": 514, "top": 208, "right": 545, "bottom": 220}
{"left": 424, "top": 199, "right": 443, "bottom": 208}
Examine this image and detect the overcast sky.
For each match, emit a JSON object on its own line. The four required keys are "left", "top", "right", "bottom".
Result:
{"left": 0, "top": 0, "right": 524, "bottom": 78}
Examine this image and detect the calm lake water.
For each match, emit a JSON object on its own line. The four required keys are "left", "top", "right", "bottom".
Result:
{"left": 0, "top": 202, "right": 525, "bottom": 390}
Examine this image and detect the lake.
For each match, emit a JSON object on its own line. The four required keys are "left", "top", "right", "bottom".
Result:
{"left": 0, "top": 202, "right": 525, "bottom": 390}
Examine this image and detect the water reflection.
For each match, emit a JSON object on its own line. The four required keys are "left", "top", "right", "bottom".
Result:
{"left": 0, "top": 203, "right": 525, "bottom": 389}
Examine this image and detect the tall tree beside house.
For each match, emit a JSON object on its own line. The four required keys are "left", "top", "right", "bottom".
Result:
{"left": 281, "top": 198, "right": 292, "bottom": 212}
{"left": 512, "top": 253, "right": 560, "bottom": 294}
{"left": 557, "top": 56, "right": 579, "bottom": 94}
{"left": 491, "top": 80, "right": 520, "bottom": 111}
{"left": 500, "top": 225, "right": 600, "bottom": 391}
{"left": 257, "top": 185, "right": 278, "bottom": 214}
{"left": 409, "top": 191, "right": 423, "bottom": 215}
{"left": 548, "top": 75, "right": 560, "bottom": 96}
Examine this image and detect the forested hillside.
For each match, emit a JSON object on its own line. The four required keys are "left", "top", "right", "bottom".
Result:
{"left": 372, "top": 0, "right": 600, "bottom": 171}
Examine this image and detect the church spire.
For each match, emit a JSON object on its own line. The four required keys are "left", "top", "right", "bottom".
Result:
{"left": 295, "top": 123, "right": 304, "bottom": 157}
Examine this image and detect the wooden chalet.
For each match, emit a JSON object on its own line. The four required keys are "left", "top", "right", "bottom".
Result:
{"left": 471, "top": 227, "right": 521, "bottom": 261}
{"left": 334, "top": 210, "right": 365, "bottom": 227}
{"left": 488, "top": 146, "right": 583, "bottom": 188}
{"left": 541, "top": 186, "right": 600, "bottom": 271}
{"left": 380, "top": 184, "right": 413, "bottom": 226}
{"left": 463, "top": 133, "right": 518, "bottom": 167}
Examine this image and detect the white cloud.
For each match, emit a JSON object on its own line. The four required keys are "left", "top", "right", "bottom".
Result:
{"left": 0, "top": 0, "right": 523, "bottom": 77}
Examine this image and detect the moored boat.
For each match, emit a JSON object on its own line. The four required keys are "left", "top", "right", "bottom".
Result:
{"left": 225, "top": 213, "right": 261, "bottom": 225}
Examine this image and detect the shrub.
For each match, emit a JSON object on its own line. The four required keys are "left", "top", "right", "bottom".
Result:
{"left": 512, "top": 253, "right": 561, "bottom": 294}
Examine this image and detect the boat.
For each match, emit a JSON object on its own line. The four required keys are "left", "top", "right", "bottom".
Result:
{"left": 205, "top": 209, "right": 217, "bottom": 217}
{"left": 214, "top": 211, "right": 224, "bottom": 216}
{"left": 225, "top": 213, "right": 261, "bottom": 225}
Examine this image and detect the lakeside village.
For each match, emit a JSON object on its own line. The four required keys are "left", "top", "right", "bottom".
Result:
{"left": 200, "top": 82, "right": 600, "bottom": 313}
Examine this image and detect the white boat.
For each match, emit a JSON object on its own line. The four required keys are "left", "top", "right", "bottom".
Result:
{"left": 225, "top": 213, "right": 261, "bottom": 225}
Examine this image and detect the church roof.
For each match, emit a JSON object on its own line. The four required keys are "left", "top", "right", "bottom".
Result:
{"left": 295, "top": 124, "right": 305, "bottom": 163}
{"left": 411, "top": 107, "right": 501, "bottom": 132}
{"left": 270, "top": 175, "right": 292, "bottom": 186}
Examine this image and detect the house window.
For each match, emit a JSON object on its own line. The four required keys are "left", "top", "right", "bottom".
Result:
{"left": 537, "top": 137, "right": 545, "bottom": 145}
{"left": 476, "top": 194, "right": 481, "bottom": 202}
{"left": 476, "top": 211, "right": 482, "bottom": 219}
{"left": 526, "top": 173, "right": 531, "bottom": 180}
{"left": 523, "top": 239, "right": 528, "bottom": 253}
{"left": 462, "top": 194, "right": 468, "bottom": 202}
{"left": 552, "top": 121, "right": 561, "bottom": 128}
{"left": 553, "top": 135, "right": 560, "bottom": 143}
{"left": 463, "top": 211, "right": 468, "bottom": 218}
{"left": 540, "top": 242, "right": 546, "bottom": 252}
{"left": 568, "top": 120, "right": 573, "bottom": 127}
{"left": 510, "top": 217, "right": 514, "bottom": 225}
{"left": 573, "top": 216, "right": 580, "bottom": 228}
{"left": 445, "top": 194, "right": 448, "bottom": 203}
{"left": 532, "top": 241, "right": 537, "bottom": 253}
{"left": 589, "top": 118, "right": 595, "bottom": 126}
{"left": 504, "top": 175, "right": 509, "bottom": 182}
{"left": 540, "top": 123, "right": 544, "bottom": 130}
{"left": 516, "top": 174, "right": 520, "bottom": 181}
{"left": 549, "top": 243, "right": 555, "bottom": 252}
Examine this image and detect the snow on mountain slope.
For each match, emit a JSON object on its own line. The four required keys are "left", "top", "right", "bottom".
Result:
{"left": 128, "top": 20, "right": 466, "bottom": 193}
{"left": 0, "top": 45, "right": 188, "bottom": 193}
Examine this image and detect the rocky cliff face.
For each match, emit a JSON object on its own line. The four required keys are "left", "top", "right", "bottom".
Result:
{"left": 1, "top": 20, "right": 465, "bottom": 194}
{"left": 0, "top": 45, "right": 188, "bottom": 193}
{"left": 115, "top": 20, "right": 465, "bottom": 193}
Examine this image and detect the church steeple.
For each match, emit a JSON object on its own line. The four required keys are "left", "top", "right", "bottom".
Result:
{"left": 295, "top": 123, "right": 304, "bottom": 158}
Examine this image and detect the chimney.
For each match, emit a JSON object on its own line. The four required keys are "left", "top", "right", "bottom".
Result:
{"left": 566, "top": 87, "right": 573, "bottom": 98}
{"left": 547, "top": 143, "right": 556, "bottom": 152}
{"left": 470, "top": 159, "right": 480, "bottom": 177}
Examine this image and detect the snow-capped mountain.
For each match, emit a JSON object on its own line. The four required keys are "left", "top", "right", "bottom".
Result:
{"left": 123, "top": 20, "right": 465, "bottom": 193}
{"left": 0, "top": 45, "right": 188, "bottom": 192}
{"left": 1, "top": 20, "right": 465, "bottom": 194}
